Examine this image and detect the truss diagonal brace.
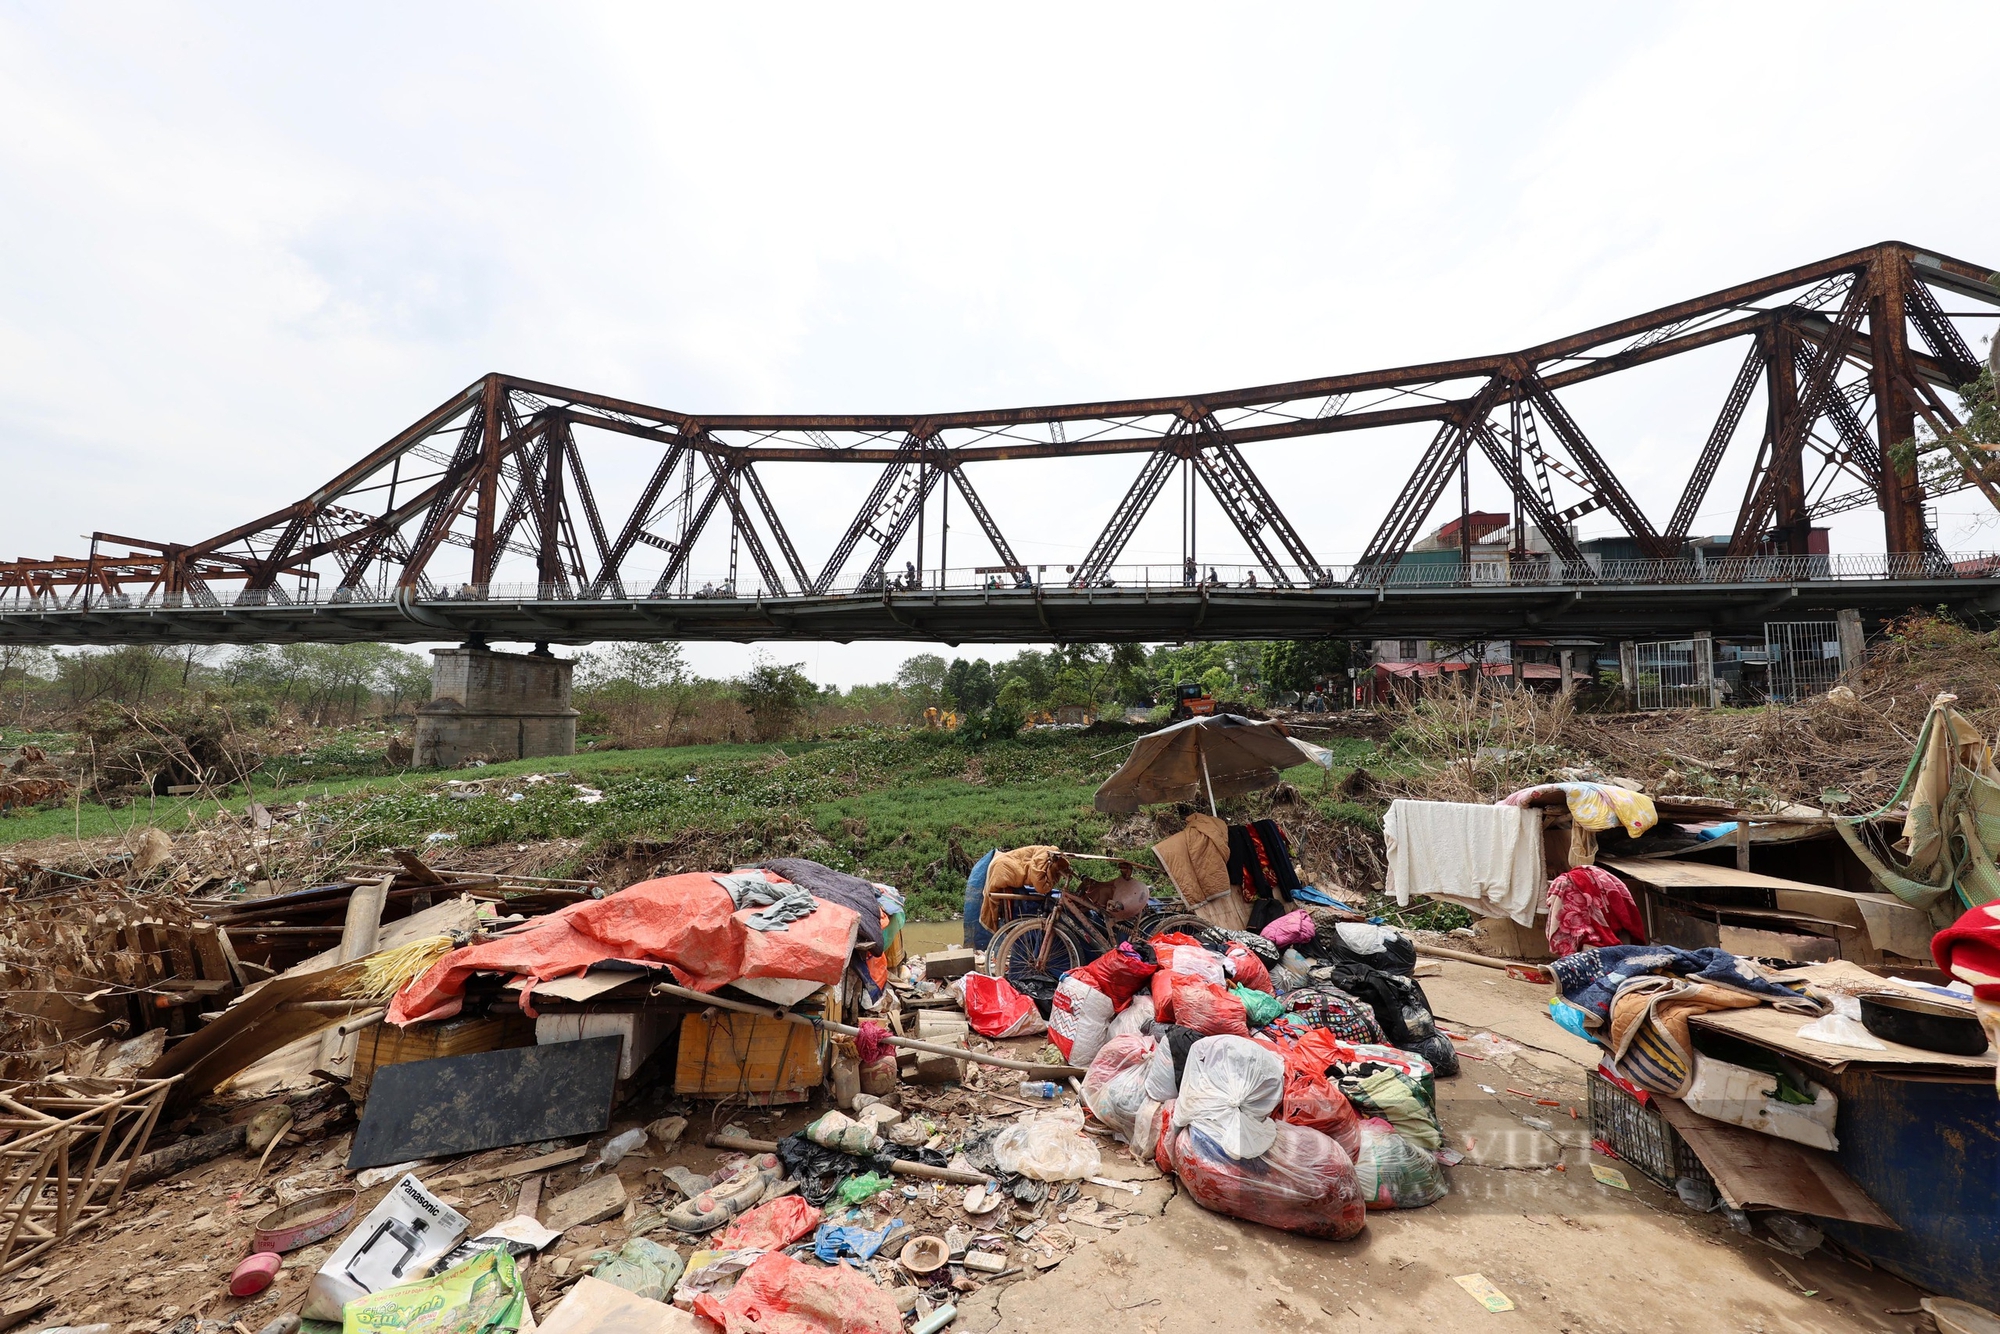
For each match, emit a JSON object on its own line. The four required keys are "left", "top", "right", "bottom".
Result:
{"left": 1666, "top": 339, "right": 1766, "bottom": 544}
{"left": 1072, "top": 447, "right": 1179, "bottom": 586}
{"left": 948, "top": 467, "right": 1027, "bottom": 580}
{"left": 590, "top": 440, "right": 691, "bottom": 599}
{"left": 1469, "top": 423, "right": 1590, "bottom": 568}
{"left": 1522, "top": 377, "right": 1671, "bottom": 558}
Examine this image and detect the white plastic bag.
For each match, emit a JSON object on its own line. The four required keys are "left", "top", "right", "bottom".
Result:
{"left": 1169, "top": 1035, "right": 1285, "bottom": 1160}
{"left": 1143, "top": 1038, "right": 1183, "bottom": 1102}
{"left": 1129, "top": 1095, "right": 1165, "bottom": 1162}
{"left": 1170, "top": 948, "right": 1227, "bottom": 986}
{"left": 993, "top": 1106, "right": 1102, "bottom": 1180}
{"left": 1105, "top": 994, "right": 1156, "bottom": 1043}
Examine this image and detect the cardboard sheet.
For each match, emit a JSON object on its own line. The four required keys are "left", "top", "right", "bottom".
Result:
{"left": 1654, "top": 1095, "right": 1898, "bottom": 1227}
{"left": 1689, "top": 962, "right": 1995, "bottom": 1074}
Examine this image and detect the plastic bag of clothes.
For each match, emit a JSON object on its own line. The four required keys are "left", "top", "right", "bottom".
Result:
{"left": 1405, "top": 1030, "right": 1460, "bottom": 1078}
{"left": 994, "top": 1106, "right": 1102, "bottom": 1180}
{"left": 1080, "top": 1035, "right": 1158, "bottom": 1137}
{"left": 1352, "top": 1117, "right": 1447, "bottom": 1209}
{"left": 1170, "top": 1035, "right": 1286, "bottom": 1159}
{"left": 1129, "top": 1094, "right": 1166, "bottom": 1161}
{"left": 1068, "top": 941, "right": 1158, "bottom": 1006}
{"left": 1224, "top": 941, "right": 1274, "bottom": 995}
{"left": 1174, "top": 982, "right": 1251, "bottom": 1037}
{"left": 1048, "top": 974, "right": 1117, "bottom": 1065}
{"left": 1163, "top": 1120, "right": 1366, "bottom": 1240}
{"left": 1105, "top": 993, "right": 1156, "bottom": 1043}
{"left": 1340, "top": 1069, "right": 1441, "bottom": 1152}
{"left": 1232, "top": 983, "right": 1285, "bottom": 1028}
{"left": 692, "top": 1251, "right": 904, "bottom": 1334}
{"left": 1278, "top": 1057, "right": 1361, "bottom": 1158}
{"left": 1080, "top": 1032, "right": 1160, "bottom": 1136}
{"left": 1144, "top": 1031, "right": 1187, "bottom": 1101}
{"left": 1318, "top": 921, "right": 1417, "bottom": 974}
{"left": 956, "top": 973, "right": 1048, "bottom": 1039}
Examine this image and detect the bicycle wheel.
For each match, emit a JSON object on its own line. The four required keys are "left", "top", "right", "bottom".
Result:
{"left": 1131, "top": 910, "right": 1209, "bottom": 941}
{"left": 984, "top": 915, "right": 1095, "bottom": 986}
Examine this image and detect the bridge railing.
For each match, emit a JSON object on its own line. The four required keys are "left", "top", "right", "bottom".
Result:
{"left": 3, "top": 551, "right": 1995, "bottom": 612}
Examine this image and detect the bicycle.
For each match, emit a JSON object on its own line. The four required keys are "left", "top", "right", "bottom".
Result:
{"left": 980, "top": 867, "right": 1208, "bottom": 992}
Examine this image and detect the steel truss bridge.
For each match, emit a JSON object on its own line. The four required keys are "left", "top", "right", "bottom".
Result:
{"left": 4, "top": 240, "right": 1998, "bottom": 647}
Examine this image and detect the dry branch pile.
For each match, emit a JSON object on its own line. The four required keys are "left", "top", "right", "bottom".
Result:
{"left": 1380, "top": 613, "right": 2000, "bottom": 813}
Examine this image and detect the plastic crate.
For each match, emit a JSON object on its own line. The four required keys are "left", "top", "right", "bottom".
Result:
{"left": 1586, "top": 1070, "right": 1712, "bottom": 1191}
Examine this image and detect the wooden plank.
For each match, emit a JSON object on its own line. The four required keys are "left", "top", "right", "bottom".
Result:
{"left": 541, "top": 1175, "right": 627, "bottom": 1233}
{"left": 674, "top": 1011, "right": 822, "bottom": 1101}
{"left": 188, "top": 922, "right": 233, "bottom": 985}
{"left": 427, "top": 1146, "right": 586, "bottom": 1191}
{"left": 1654, "top": 1095, "right": 1898, "bottom": 1227}
{"left": 1603, "top": 857, "right": 1832, "bottom": 893}
{"left": 315, "top": 874, "right": 391, "bottom": 1078}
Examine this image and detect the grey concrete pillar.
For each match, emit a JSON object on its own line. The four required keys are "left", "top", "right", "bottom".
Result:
{"left": 414, "top": 647, "right": 579, "bottom": 768}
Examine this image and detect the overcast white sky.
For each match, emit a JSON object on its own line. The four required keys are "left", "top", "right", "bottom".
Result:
{"left": 4, "top": 2, "right": 1998, "bottom": 686}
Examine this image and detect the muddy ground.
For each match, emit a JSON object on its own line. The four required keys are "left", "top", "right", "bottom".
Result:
{"left": 5, "top": 961, "right": 1936, "bottom": 1334}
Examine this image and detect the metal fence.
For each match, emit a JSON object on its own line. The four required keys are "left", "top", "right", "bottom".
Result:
{"left": 1763, "top": 620, "right": 1846, "bottom": 703}
{"left": 1632, "top": 637, "right": 1718, "bottom": 711}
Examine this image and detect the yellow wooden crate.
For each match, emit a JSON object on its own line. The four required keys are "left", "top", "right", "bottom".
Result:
{"left": 674, "top": 1011, "right": 824, "bottom": 1105}
{"left": 351, "top": 1013, "right": 537, "bottom": 1096}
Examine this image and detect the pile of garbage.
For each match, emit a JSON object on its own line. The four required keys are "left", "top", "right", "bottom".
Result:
{"left": 974, "top": 909, "right": 1454, "bottom": 1236}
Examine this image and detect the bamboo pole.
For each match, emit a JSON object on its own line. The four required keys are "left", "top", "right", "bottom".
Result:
{"left": 648, "top": 980, "right": 1083, "bottom": 1079}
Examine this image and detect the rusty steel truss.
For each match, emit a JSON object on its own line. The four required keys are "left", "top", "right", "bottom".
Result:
{"left": 2, "top": 240, "right": 1996, "bottom": 646}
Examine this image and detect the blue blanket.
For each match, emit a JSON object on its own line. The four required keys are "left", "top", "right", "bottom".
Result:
{"left": 1548, "top": 944, "right": 1807, "bottom": 1022}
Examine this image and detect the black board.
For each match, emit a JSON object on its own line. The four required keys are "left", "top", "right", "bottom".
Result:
{"left": 347, "top": 1036, "right": 621, "bottom": 1170}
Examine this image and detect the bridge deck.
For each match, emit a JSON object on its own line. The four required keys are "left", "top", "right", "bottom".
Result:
{"left": 5, "top": 574, "right": 1994, "bottom": 646}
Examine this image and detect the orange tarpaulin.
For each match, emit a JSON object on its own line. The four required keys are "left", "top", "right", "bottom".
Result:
{"left": 388, "top": 871, "right": 859, "bottom": 1025}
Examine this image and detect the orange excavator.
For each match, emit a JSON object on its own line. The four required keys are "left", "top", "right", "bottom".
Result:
{"left": 1167, "top": 681, "right": 1217, "bottom": 721}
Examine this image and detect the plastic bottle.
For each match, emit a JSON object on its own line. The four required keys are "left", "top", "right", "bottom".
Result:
{"left": 582, "top": 1127, "right": 649, "bottom": 1178}
{"left": 1018, "top": 1081, "right": 1059, "bottom": 1099}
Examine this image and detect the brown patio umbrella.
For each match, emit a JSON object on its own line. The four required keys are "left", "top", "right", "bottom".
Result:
{"left": 1093, "top": 713, "right": 1306, "bottom": 815}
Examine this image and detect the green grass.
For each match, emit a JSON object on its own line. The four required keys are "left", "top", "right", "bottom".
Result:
{"left": 4, "top": 727, "right": 1391, "bottom": 922}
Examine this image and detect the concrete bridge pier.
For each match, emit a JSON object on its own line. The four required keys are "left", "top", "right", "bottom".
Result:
{"left": 414, "top": 643, "right": 578, "bottom": 768}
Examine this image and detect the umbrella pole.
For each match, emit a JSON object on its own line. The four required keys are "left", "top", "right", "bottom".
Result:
{"left": 1201, "top": 747, "right": 1217, "bottom": 816}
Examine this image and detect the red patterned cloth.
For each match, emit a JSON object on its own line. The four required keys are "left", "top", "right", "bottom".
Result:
{"left": 1544, "top": 866, "right": 1646, "bottom": 958}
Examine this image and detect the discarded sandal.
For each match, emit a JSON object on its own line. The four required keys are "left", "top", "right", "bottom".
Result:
{"left": 666, "top": 1163, "right": 766, "bottom": 1234}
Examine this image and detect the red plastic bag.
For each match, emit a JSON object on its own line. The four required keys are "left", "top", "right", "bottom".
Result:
{"left": 718, "top": 1195, "right": 823, "bottom": 1251}
{"left": 1163, "top": 1119, "right": 1366, "bottom": 1240}
{"left": 958, "top": 973, "right": 1048, "bottom": 1039}
{"left": 1225, "top": 942, "right": 1273, "bottom": 995}
{"left": 1151, "top": 963, "right": 1177, "bottom": 1023}
{"left": 693, "top": 1251, "right": 903, "bottom": 1334}
{"left": 1068, "top": 943, "right": 1158, "bottom": 1007}
{"left": 1153, "top": 1099, "right": 1178, "bottom": 1175}
{"left": 1280, "top": 1063, "right": 1361, "bottom": 1158}
{"left": 1173, "top": 981, "right": 1250, "bottom": 1038}
{"left": 1150, "top": 931, "right": 1202, "bottom": 950}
